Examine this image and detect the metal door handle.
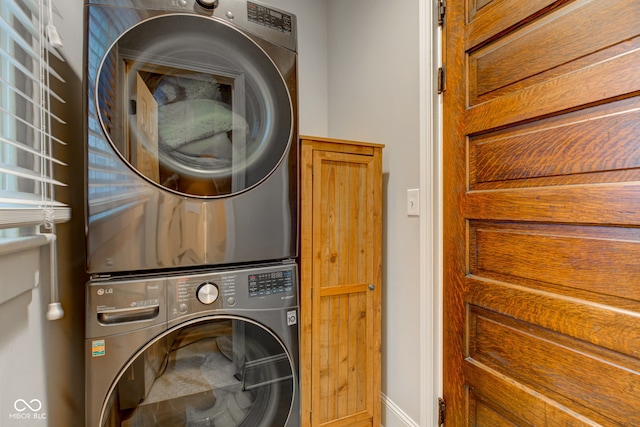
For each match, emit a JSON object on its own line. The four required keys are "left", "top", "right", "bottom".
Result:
{"left": 97, "top": 305, "right": 160, "bottom": 325}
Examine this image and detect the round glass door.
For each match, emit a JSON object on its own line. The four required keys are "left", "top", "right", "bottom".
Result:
{"left": 96, "top": 14, "right": 293, "bottom": 197}
{"left": 101, "top": 316, "right": 295, "bottom": 426}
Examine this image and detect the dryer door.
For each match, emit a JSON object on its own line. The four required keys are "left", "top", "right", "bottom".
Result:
{"left": 100, "top": 316, "right": 297, "bottom": 426}
{"left": 96, "top": 14, "right": 293, "bottom": 197}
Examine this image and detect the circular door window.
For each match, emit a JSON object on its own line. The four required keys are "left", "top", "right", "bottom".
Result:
{"left": 96, "top": 14, "right": 293, "bottom": 197}
{"left": 100, "top": 317, "right": 295, "bottom": 426}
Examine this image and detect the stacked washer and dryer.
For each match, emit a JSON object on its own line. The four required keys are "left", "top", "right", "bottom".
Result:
{"left": 83, "top": 0, "right": 300, "bottom": 425}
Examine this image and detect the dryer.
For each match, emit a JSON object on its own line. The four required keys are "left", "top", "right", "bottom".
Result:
{"left": 85, "top": 262, "right": 300, "bottom": 426}
{"left": 84, "top": 0, "right": 298, "bottom": 274}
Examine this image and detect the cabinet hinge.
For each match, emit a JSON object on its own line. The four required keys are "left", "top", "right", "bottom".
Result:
{"left": 437, "top": 0, "right": 446, "bottom": 26}
{"left": 437, "top": 67, "right": 446, "bottom": 94}
{"left": 438, "top": 397, "right": 446, "bottom": 426}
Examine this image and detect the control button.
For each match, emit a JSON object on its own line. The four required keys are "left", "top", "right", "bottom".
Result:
{"left": 177, "top": 0, "right": 187, "bottom": 7}
{"left": 226, "top": 11, "right": 234, "bottom": 20}
{"left": 196, "top": 0, "right": 218, "bottom": 9}
{"left": 197, "top": 282, "right": 219, "bottom": 305}
{"left": 179, "top": 303, "right": 188, "bottom": 314}
{"left": 227, "top": 296, "right": 236, "bottom": 306}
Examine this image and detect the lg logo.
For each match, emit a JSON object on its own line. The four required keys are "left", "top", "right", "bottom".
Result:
{"left": 97, "top": 288, "right": 114, "bottom": 296}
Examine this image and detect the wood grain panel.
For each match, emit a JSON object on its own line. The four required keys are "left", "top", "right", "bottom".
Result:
{"left": 355, "top": 285, "right": 368, "bottom": 416}
{"left": 471, "top": 102, "right": 640, "bottom": 184}
{"left": 472, "top": 399, "right": 515, "bottom": 427}
{"left": 465, "top": 0, "right": 561, "bottom": 51}
{"left": 471, "top": 0, "right": 493, "bottom": 16}
{"left": 469, "top": 0, "right": 640, "bottom": 98}
{"left": 465, "top": 182, "right": 640, "bottom": 225}
{"left": 318, "top": 275, "right": 331, "bottom": 420}
{"left": 472, "top": 227, "right": 640, "bottom": 299}
{"left": 300, "top": 137, "right": 382, "bottom": 427}
{"left": 445, "top": 0, "right": 640, "bottom": 423}
{"left": 469, "top": 307, "right": 640, "bottom": 425}
{"left": 466, "top": 275, "right": 640, "bottom": 359}
{"left": 316, "top": 154, "right": 370, "bottom": 288}
{"left": 320, "top": 412, "right": 374, "bottom": 427}
{"left": 468, "top": 96, "right": 640, "bottom": 190}
{"left": 316, "top": 272, "right": 372, "bottom": 422}
{"left": 465, "top": 47, "right": 640, "bottom": 134}
{"left": 465, "top": 362, "right": 600, "bottom": 426}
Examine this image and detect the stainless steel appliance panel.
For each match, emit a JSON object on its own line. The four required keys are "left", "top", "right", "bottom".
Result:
{"left": 84, "top": 0, "right": 298, "bottom": 274}
{"left": 85, "top": 263, "right": 300, "bottom": 427}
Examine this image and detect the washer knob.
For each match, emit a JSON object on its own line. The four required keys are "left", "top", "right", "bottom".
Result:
{"left": 196, "top": 0, "right": 218, "bottom": 9}
{"left": 197, "top": 282, "right": 219, "bottom": 305}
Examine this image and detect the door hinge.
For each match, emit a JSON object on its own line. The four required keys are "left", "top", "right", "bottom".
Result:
{"left": 438, "top": 397, "right": 446, "bottom": 426}
{"left": 437, "top": 0, "right": 446, "bottom": 26}
{"left": 437, "top": 67, "right": 446, "bottom": 94}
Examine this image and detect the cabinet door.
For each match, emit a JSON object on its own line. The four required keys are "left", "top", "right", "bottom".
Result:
{"left": 301, "top": 142, "right": 382, "bottom": 427}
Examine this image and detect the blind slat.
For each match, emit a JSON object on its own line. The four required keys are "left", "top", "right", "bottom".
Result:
{"left": 0, "top": 163, "right": 67, "bottom": 187}
{"left": 0, "top": 72, "right": 66, "bottom": 112}
{"left": 0, "top": 206, "right": 71, "bottom": 229}
{"left": 0, "top": 136, "right": 67, "bottom": 167}
{"left": 0, "top": 43, "right": 66, "bottom": 91}
{"left": 0, "top": 107, "right": 68, "bottom": 146}
{"left": 0, "top": 81, "right": 68, "bottom": 126}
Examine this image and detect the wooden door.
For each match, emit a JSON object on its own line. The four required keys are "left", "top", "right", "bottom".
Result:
{"left": 300, "top": 137, "right": 383, "bottom": 427}
{"left": 443, "top": 0, "right": 640, "bottom": 425}
{"left": 132, "top": 72, "right": 159, "bottom": 182}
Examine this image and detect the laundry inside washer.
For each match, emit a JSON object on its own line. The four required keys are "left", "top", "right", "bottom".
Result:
{"left": 113, "top": 321, "right": 293, "bottom": 426}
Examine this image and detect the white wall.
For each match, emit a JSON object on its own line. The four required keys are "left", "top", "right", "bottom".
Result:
{"left": 264, "top": 0, "right": 329, "bottom": 137}
{"left": 326, "top": 1, "right": 423, "bottom": 425}
{"left": 0, "top": 253, "right": 50, "bottom": 426}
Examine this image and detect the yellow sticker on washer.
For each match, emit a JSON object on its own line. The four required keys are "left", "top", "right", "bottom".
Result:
{"left": 92, "top": 339, "right": 105, "bottom": 357}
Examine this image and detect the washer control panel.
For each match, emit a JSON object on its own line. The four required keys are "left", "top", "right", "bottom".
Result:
{"left": 166, "top": 263, "right": 298, "bottom": 321}
{"left": 87, "top": 263, "right": 298, "bottom": 333}
{"left": 248, "top": 269, "right": 294, "bottom": 297}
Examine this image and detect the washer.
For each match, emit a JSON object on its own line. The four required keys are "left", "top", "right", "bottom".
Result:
{"left": 85, "top": 262, "right": 300, "bottom": 427}
{"left": 84, "top": 0, "right": 298, "bottom": 274}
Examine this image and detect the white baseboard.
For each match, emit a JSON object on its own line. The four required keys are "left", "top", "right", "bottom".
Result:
{"left": 382, "top": 393, "right": 420, "bottom": 427}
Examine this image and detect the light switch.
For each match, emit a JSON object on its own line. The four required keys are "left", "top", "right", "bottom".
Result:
{"left": 407, "top": 188, "right": 420, "bottom": 216}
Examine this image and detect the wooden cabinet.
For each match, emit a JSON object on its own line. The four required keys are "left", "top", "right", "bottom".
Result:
{"left": 299, "top": 136, "right": 383, "bottom": 427}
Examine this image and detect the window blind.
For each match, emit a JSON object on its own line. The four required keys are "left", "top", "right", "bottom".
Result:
{"left": 0, "top": 0, "right": 70, "bottom": 233}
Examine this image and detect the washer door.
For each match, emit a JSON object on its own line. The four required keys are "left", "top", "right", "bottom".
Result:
{"left": 100, "top": 317, "right": 296, "bottom": 426}
{"left": 96, "top": 14, "right": 292, "bottom": 197}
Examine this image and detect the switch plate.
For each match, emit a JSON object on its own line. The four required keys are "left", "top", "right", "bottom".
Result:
{"left": 407, "top": 188, "right": 420, "bottom": 216}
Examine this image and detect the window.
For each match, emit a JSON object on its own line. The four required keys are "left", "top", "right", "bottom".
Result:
{"left": 0, "top": 0, "right": 69, "bottom": 306}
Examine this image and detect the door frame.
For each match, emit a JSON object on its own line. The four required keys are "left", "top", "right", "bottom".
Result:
{"left": 418, "top": 0, "right": 443, "bottom": 425}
